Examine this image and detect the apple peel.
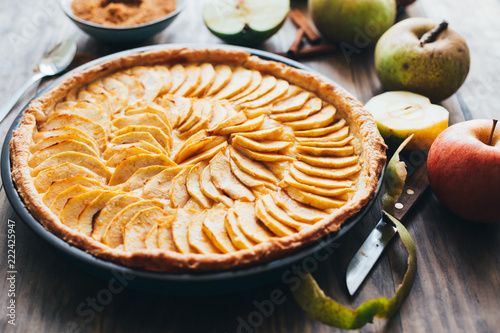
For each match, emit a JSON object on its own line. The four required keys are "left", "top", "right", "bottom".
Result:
{"left": 291, "top": 137, "right": 417, "bottom": 329}
{"left": 291, "top": 212, "right": 416, "bottom": 329}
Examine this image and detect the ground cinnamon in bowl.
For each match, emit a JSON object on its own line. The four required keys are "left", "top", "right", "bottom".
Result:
{"left": 71, "top": 0, "right": 177, "bottom": 27}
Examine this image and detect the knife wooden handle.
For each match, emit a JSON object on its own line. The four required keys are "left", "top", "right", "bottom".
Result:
{"left": 394, "top": 162, "right": 429, "bottom": 220}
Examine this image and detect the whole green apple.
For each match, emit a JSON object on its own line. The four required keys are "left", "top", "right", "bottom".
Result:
{"left": 375, "top": 17, "right": 470, "bottom": 102}
{"left": 309, "top": 0, "right": 396, "bottom": 46}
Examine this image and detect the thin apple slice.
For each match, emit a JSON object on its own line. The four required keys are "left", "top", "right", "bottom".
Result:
{"left": 129, "top": 66, "right": 166, "bottom": 101}
{"left": 270, "top": 97, "right": 322, "bottom": 122}
{"left": 207, "top": 102, "right": 228, "bottom": 129}
{"left": 284, "top": 186, "right": 346, "bottom": 210}
{"left": 145, "top": 223, "right": 159, "bottom": 249}
{"left": 172, "top": 209, "right": 199, "bottom": 253}
{"left": 225, "top": 208, "right": 255, "bottom": 250}
{"left": 293, "top": 118, "right": 346, "bottom": 137}
{"left": 214, "top": 67, "right": 253, "bottom": 100}
{"left": 174, "top": 97, "right": 193, "bottom": 128}
{"left": 177, "top": 99, "right": 203, "bottom": 132}
{"left": 31, "top": 133, "right": 100, "bottom": 155}
{"left": 79, "top": 191, "right": 125, "bottom": 236}
{"left": 40, "top": 114, "right": 106, "bottom": 148}
{"left": 209, "top": 152, "right": 255, "bottom": 201}
{"left": 293, "top": 161, "right": 361, "bottom": 179}
{"left": 33, "top": 162, "right": 104, "bottom": 193}
{"left": 113, "top": 114, "right": 171, "bottom": 138}
{"left": 229, "top": 147, "right": 278, "bottom": 183}
{"left": 233, "top": 143, "right": 294, "bottom": 162}
{"left": 190, "top": 63, "right": 216, "bottom": 97}
{"left": 105, "top": 146, "right": 151, "bottom": 167}
{"left": 49, "top": 185, "right": 94, "bottom": 218}
{"left": 261, "top": 194, "right": 310, "bottom": 231}
{"left": 92, "top": 194, "right": 142, "bottom": 241}
{"left": 178, "top": 100, "right": 213, "bottom": 139}
{"left": 229, "top": 158, "right": 278, "bottom": 190}
{"left": 158, "top": 214, "right": 177, "bottom": 251}
{"left": 271, "top": 192, "right": 328, "bottom": 224}
{"left": 296, "top": 126, "right": 350, "bottom": 143}
{"left": 168, "top": 64, "right": 187, "bottom": 94}
{"left": 297, "top": 136, "right": 354, "bottom": 148}
{"left": 289, "top": 166, "right": 353, "bottom": 188}
{"left": 60, "top": 189, "right": 103, "bottom": 230}
{"left": 186, "top": 162, "right": 213, "bottom": 209}
{"left": 110, "top": 132, "right": 166, "bottom": 154}
{"left": 234, "top": 201, "right": 273, "bottom": 243}
{"left": 124, "top": 104, "right": 171, "bottom": 129}
{"left": 172, "top": 130, "right": 211, "bottom": 163}
{"left": 234, "top": 126, "right": 285, "bottom": 141}
{"left": 284, "top": 105, "right": 336, "bottom": 131}
{"left": 123, "top": 207, "right": 165, "bottom": 252}
{"left": 174, "top": 65, "right": 202, "bottom": 97}
{"left": 153, "top": 65, "right": 173, "bottom": 93}
{"left": 208, "top": 111, "right": 247, "bottom": 134}
{"left": 104, "top": 142, "right": 163, "bottom": 161}
{"left": 169, "top": 165, "right": 193, "bottom": 208}
{"left": 114, "top": 125, "right": 171, "bottom": 151}
{"left": 296, "top": 154, "right": 359, "bottom": 168}
{"left": 271, "top": 91, "right": 310, "bottom": 113}
{"left": 296, "top": 145, "right": 354, "bottom": 157}
{"left": 181, "top": 141, "right": 228, "bottom": 166}
{"left": 200, "top": 163, "right": 233, "bottom": 207}
{"left": 240, "top": 79, "right": 289, "bottom": 109}
{"left": 232, "top": 135, "right": 292, "bottom": 152}
{"left": 102, "top": 200, "right": 164, "bottom": 248}
{"left": 188, "top": 210, "right": 220, "bottom": 254}
{"left": 255, "top": 199, "right": 295, "bottom": 237}
{"left": 121, "top": 165, "right": 168, "bottom": 191}
{"left": 142, "top": 165, "right": 185, "bottom": 200}
{"left": 109, "top": 154, "right": 175, "bottom": 186}
{"left": 206, "top": 65, "right": 232, "bottom": 96}
{"left": 280, "top": 175, "right": 353, "bottom": 198}
{"left": 233, "top": 75, "right": 276, "bottom": 104}
{"left": 229, "top": 70, "right": 262, "bottom": 101}
{"left": 202, "top": 208, "right": 236, "bottom": 253}
{"left": 42, "top": 175, "right": 102, "bottom": 207}
{"left": 217, "top": 115, "right": 265, "bottom": 135}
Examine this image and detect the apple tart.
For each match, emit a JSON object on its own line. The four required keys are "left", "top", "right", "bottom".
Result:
{"left": 11, "top": 47, "right": 386, "bottom": 272}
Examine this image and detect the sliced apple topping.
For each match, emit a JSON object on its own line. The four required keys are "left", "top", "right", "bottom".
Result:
{"left": 26, "top": 60, "right": 368, "bottom": 259}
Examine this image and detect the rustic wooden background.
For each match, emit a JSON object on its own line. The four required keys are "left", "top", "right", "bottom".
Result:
{"left": 1, "top": 0, "right": 499, "bottom": 332}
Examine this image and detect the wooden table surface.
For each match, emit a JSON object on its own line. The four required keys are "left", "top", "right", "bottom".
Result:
{"left": 1, "top": 0, "right": 499, "bottom": 332}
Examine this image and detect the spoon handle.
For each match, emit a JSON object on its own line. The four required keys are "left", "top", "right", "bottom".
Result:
{"left": 0, "top": 71, "right": 45, "bottom": 124}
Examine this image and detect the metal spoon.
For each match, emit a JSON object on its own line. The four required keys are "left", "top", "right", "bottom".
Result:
{"left": 0, "top": 39, "right": 77, "bottom": 123}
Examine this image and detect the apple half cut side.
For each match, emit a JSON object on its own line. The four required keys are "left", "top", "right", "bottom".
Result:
{"left": 203, "top": 0, "right": 290, "bottom": 46}
{"left": 364, "top": 91, "right": 449, "bottom": 150}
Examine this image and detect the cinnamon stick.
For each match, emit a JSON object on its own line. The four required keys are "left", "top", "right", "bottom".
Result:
{"left": 287, "top": 28, "right": 305, "bottom": 58}
{"left": 288, "top": 9, "right": 321, "bottom": 44}
{"left": 294, "top": 44, "right": 337, "bottom": 59}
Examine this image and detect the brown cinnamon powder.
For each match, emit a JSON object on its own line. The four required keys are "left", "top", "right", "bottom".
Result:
{"left": 71, "top": 0, "right": 176, "bottom": 27}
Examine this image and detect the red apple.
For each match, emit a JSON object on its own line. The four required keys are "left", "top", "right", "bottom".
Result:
{"left": 427, "top": 119, "right": 500, "bottom": 223}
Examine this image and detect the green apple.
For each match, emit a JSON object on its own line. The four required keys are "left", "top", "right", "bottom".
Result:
{"left": 203, "top": 0, "right": 289, "bottom": 46}
{"left": 309, "top": 0, "right": 396, "bottom": 46}
{"left": 375, "top": 17, "right": 470, "bottom": 102}
{"left": 364, "top": 91, "right": 449, "bottom": 150}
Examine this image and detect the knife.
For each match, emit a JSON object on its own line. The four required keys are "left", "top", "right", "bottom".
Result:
{"left": 346, "top": 162, "right": 429, "bottom": 295}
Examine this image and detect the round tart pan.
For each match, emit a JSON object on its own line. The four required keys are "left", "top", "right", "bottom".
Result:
{"left": 2, "top": 45, "right": 384, "bottom": 296}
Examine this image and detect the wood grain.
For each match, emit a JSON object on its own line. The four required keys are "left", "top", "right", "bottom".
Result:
{"left": 1, "top": 0, "right": 500, "bottom": 332}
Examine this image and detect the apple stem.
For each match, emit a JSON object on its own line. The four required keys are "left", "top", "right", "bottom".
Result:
{"left": 488, "top": 119, "right": 498, "bottom": 146}
{"left": 419, "top": 21, "right": 449, "bottom": 47}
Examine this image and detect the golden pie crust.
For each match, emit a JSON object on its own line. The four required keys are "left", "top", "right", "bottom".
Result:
{"left": 10, "top": 47, "right": 386, "bottom": 272}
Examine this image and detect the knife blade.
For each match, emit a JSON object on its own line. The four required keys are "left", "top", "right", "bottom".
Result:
{"left": 346, "top": 162, "right": 429, "bottom": 295}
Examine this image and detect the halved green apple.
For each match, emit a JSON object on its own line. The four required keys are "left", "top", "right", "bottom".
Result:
{"left": 364, "top": 91, "right": 449, "bottom": 150}
{"left": 203, "top": 0, "right": 290, "bottom": 46}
